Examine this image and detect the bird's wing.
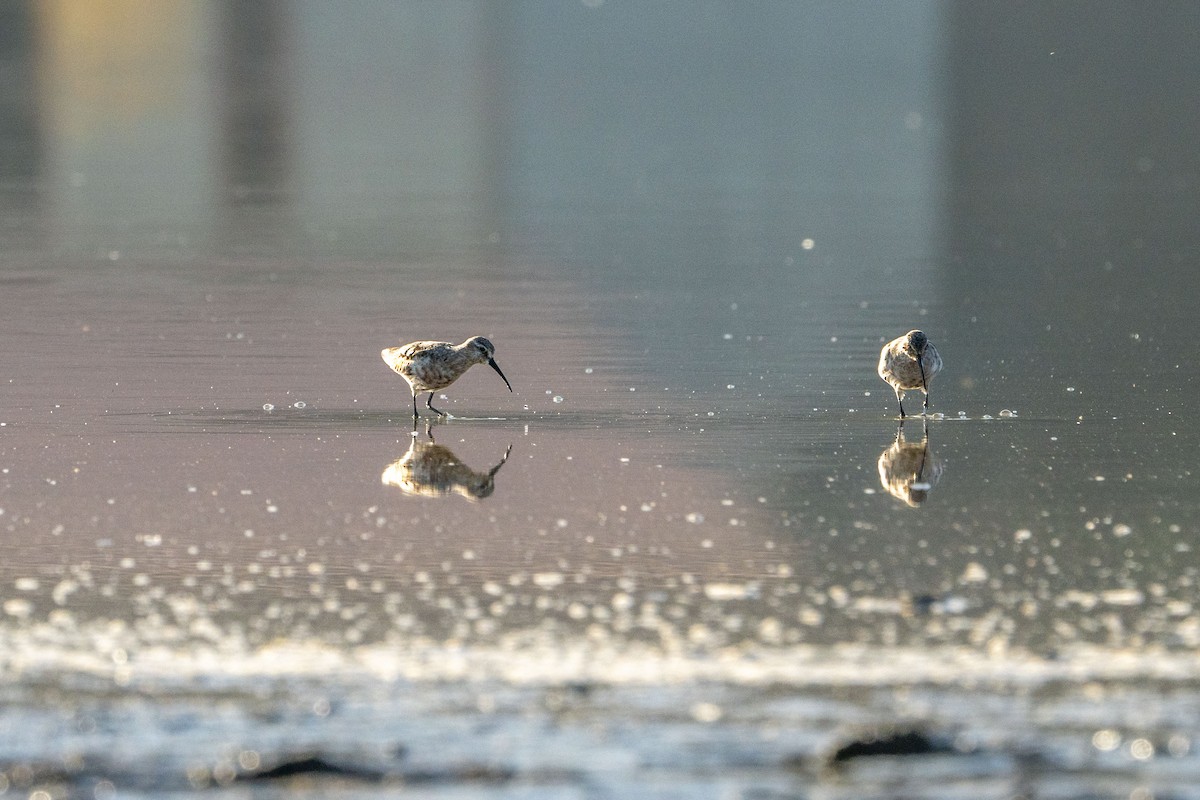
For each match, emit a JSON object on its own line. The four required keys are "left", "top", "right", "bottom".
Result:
{"left": 398, "top": 341, "right": 451, "bottom": 359}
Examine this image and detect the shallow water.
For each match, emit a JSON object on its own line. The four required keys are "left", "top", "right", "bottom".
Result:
{"left": 2, "top": 2, "right": 1200, "bottom": 797}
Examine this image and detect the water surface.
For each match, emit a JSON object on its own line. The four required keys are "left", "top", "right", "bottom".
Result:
{"left": 1, "top": 2, "right": 1198, "bottom": 797}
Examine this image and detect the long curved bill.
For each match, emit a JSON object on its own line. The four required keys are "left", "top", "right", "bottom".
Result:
{"left": 488, "top": 358, "right": 513, "bottom": 392}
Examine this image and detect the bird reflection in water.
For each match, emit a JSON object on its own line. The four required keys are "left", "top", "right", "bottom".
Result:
{"left": 877, "top": 420, "right": 944, "bottom": 506}
{"left": 381, "top": 425, "right": 512, "bottom": 501}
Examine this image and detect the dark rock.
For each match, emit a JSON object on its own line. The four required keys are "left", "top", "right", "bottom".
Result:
{"left": 240, "top": 755, "right": 384, "bottom": 782}
{"left": 828, "top": 728, "right": 952, "bottom": 763}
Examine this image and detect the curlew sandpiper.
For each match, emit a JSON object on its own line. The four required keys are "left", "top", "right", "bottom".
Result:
{"left": 382, "top": 336, "right": 512, "bottom": 418}
{"left": 877, "top": 329, "right": 942, "bottom": 418}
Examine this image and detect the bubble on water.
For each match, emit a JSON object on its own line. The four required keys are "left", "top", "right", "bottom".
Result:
{"left": 533, "top": 572, "right": 564, "bottom": 588}
{"left": 801, "top": 238, "right": 815, "bottom": 250}
{"left": 1066, "top": 387, "right": 1076, "bottom": 392}
{"left": 999, "top": 409, "right": 1014, "bottom": 417}
{"left": 3, "top": 598, "right": 32, "bottom": 618}
{"left": 584, "top": 367, "right": 593, "bottom": 374}
{"left": 704, "top": 582, "right": 753, "bottom": 601}
{"left": 960, "top": 562, "right": 988, "bottom": 583}
{"left": 293, "top": 401, "right": 306, "bottom": 409}
{"left": 1092, "top": 729, "right": 1121, "bottom": 751}
{"left": 726, "top": 384, "right": 735, "bottom": 390}
{"left": 552, "top": 395, "right": 564, "bottom": 404}
{"left": 691, "top": 702, "right": 723, "bottom": 723}
{"left": 981, "top": 414, "right": 993, "bottom": 420}
{"left": 685, "top": 512, "right": 705, "bottom": 524}
{"left": 523, "top": 404, "right": 529, "bottom": 411}
{"left": 262, "top": 404, "right": 274, "bottom": 412}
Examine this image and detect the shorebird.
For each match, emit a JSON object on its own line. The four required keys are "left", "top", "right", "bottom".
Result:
{"left": 877, "top": 329, "right": 942, "bottom": 417}
{"left": 381, "top": 336, "right": 512, "bottom": 418}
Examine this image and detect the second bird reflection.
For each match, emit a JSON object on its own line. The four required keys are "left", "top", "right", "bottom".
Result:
{"left": 381, "top": 425, "right": 512, "bottom": 501}
{"left": 877, "top": 420, "right": 944, "bottom": 506}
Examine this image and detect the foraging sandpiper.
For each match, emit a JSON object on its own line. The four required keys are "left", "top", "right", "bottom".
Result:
{"left": 382, "top": 336, "right": 512, "bottom": 418}
{"left": 877, "top": 329, "right": 942, "bottom": 417}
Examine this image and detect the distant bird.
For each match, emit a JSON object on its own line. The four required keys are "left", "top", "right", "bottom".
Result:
{"left": 877, "top": 330, "right": 942, "bottom": 417}
{"left": 381, "top": 336, "right": 512, "bottom": 418}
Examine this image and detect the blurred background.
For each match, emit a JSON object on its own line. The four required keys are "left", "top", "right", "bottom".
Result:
{"left": 2, "top": 1, "right": 1197, "bottom": 394}
{"left": 1, "top": 2, "right": 1199, "bottom": 797}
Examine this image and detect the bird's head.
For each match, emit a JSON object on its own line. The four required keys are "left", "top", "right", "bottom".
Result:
{"left": 905, "top": 330, "right": 928, "bottom": 356}
{"left": 465, "top": 336, "right": 496, "bottom": 361}
{"left": 465, "top": 336, "right": 512, "bottom": 392}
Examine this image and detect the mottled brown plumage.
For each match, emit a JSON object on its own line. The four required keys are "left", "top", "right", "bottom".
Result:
{"left": 382, "top": 336, "right": 512, "bottom": 418}
{"left": 877, "top": 330, "right": 942, "bottom": 418}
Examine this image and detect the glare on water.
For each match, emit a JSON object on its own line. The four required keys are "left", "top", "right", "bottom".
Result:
{"left": 0, "top": 1, "right": 1199, "bottom": 796}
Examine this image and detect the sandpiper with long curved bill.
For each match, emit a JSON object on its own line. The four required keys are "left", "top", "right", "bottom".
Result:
{"left": 382, "top": 336, "right": 512, "bottom": 418}
{"left": 877, "top": 329, "right": 943, "bottom": 418}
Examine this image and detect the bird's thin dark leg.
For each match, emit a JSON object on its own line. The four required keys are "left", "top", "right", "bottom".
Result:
{"left": 426, "top": 392, "right": 446, "bottom": 417}
{"left": 918, "top": 359, "right": 929, "bottom": 415}
{"left": 897, "top": 390, "right": 907, "bottom": 418}
{"left": 488, "top": 444, "right": 513, "bottom": 478}
{"left": 411, "top": 392, "right": 419, "bottom": 419}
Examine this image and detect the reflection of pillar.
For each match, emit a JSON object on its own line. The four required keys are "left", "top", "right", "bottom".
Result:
{"left": 216, "top": 0, "right": 292, "bottom": 208}
{"left": 944, "top": 6, "right": 1200, "bottom": 309}
{"left": 32, "top": 0, "right": 208, "bottom": 247}
{"left": 943, "top": 3, "right": 1200, "bottom": 401}
{"left": 0, "top": 1, "right": 42, "bottom": 217}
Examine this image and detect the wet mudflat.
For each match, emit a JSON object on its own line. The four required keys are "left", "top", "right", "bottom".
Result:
{"left": 2, "top": 2, "right": 1200, "bottom": 797}
{"left": 1, "top": 247, "right": 1197, "bottom": 798}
